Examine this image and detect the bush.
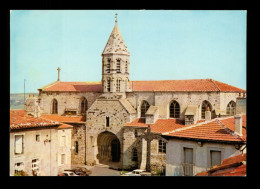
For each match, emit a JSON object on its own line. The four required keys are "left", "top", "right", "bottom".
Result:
{"left": 14, "top": 170, "right": 28, "bottom": 176}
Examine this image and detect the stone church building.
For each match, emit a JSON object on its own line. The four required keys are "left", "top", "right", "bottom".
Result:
{"left": 28, "top": 17, "right": 246, "bottom": 172}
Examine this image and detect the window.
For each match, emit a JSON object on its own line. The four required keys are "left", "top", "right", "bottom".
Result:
{"left": 14, "top": 162, "right": 24, "bottom": 175}
{"left": 15, "top": 135, "right": 24, "bottom": 154}
{"left": 61, "top": 136, "right": 66, "bottom": 147}
{"left": 107, "top": 79, "right": 111, "bottom": 92}
{"left": 106, "top": 116, "right": 110, "bottom": 127}
{"left": 80, "top": 97, "right": 88, "bottom": 114}
{"left": 183, "top": 147, "right": 194, "bottom": 176}
{"left": 210, "top": 150, "right": 221, "bottom": 167}
{"left": 132, "top": 148, "right": 138, "bottom": 161}
{"left": 125, "top": 61, "right": 128, "bottom": 73}
{"left": 75, "top": 141, "right": 79, "bottom": 154}
{"left": 116, "top": 79, "right": 120, "bottom": 92}
{"left": 158, "top": 140, "right": 166, "bottom": 153}
{"left": 36, "top": 134, "right": 40, "bottom": 142}
{"left": 134, "top": 129, "right": 138, "bottom": 137}
{"left": 51, "top": 99, "right": 58, "bottom": 114}
{"left": 61, "top": 154, "right": 66, "bottom": 164}
{"left": 140, "top": 101, "right": 150, "bottom": 118}
{"left": 107, "top": 59, "right": 111, "bottom": 73}
{"left": 169, "top": 101, "right": 180, "bottom": 118}
{"left": 32, "top": 159, "right": 39, "bottom": 176}
{"left": 116, "top": 59, "right": 121, "bottom": 73}
{"left": 201, "top": 101, "right": 212, "bottom": 119}
{"left": 226, "top": 101, "right": 236, "bottom": 115}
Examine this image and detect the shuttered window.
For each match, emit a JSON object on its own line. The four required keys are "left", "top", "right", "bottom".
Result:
{"left": 15, "top": 135, "right": 24, "bottom": 154}
{"left": 184, "top": 148, "right": 193, "bottom": 164}
{"left": 210, "top": 150, "right": 221, "bottom": 167}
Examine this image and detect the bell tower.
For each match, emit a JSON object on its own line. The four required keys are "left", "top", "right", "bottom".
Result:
{"left": 101, "top": 13, "right": 131, "bottom": 94}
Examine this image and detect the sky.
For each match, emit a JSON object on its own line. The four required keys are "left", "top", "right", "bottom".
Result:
{"left": 10, "top": 10, "right": 246, "bottom": 93}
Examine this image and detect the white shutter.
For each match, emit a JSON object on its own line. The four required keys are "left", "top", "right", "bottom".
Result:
{"left": 15, "top": 135, "right": 23, "bottom": 154}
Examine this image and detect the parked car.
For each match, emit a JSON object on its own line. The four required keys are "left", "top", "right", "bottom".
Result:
{"left": 58, "top": 171, "right": 78, "bottom": 176}
{"left": 64, "top": 167, "right": 91, "bottom": 176}
{"left": 122, "top": 169, "right": 151, "bottom": 176}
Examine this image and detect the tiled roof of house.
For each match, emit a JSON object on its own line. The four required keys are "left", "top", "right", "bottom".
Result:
{"left": 126, "top": 116, "right": 246, "bottom": 143}
{"left": 39, "top": 79, "right": 246, "bottom": 93}
{"left": 125, "top": 118, "right": 186, "bottom": 134}
{"left": 196, "top": 153, "right": 246, "bottom": 176}
{"left": 10, "top": 110, "right": 60, "bottom": 130}
{"left": 165, "top": 116, "right": 246, "bottom": 143}
{"left": 40, "top": 115, "right": 86, "bottom": 123}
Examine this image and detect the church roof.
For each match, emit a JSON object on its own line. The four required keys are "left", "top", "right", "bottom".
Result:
{"left": 39, "top": 79, "right": 245, "bottom": 93}
{"left": 102, "top": 22, "right": 130, "bottom": 55}
{"left": 40, "top": 115, "right": 86, "bottom": 123}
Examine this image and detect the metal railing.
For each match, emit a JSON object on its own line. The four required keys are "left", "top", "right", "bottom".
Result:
{"left": 182, "top": 163, "right": 194, "bottom": 176}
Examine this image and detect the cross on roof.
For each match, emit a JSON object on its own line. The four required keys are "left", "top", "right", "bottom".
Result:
{"left": 57, "top": 67, "right": 61, "bottom": 81}
{"left": 115, "top": 13, "right": 118, "bottom": 23}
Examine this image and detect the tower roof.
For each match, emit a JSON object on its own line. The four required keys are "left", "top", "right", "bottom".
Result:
{"left": 102, "top": 20, "right": 130, "bottom": 55}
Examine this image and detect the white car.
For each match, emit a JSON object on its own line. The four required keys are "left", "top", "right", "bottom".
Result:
{"left": 61, "top": 171, "right": 79, "bottom": 176}
{"left": 123, "top": 169, "right": 146, "bottom": 176}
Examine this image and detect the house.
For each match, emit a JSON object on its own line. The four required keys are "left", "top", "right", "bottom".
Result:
{"left": 10, "top": 109, "right": 73, "bottom": 176}
{"left": 163, "top": 113, "right": 246, "bottom": 176}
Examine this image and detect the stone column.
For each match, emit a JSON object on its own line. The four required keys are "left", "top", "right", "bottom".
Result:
{"left": 140, "top": 138, "right": 147, "bottom": 170}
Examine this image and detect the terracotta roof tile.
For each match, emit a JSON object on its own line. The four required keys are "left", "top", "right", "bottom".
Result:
{"left": 40, "top": 115, "right": 86, "bottom": 123}
{"left": 166, "top": 116, "right": 246, "bottom": 143}
{"left": 196, "top": 153, "right": 246, "bottom": 176}
{"left": 40, "top": 79, "right": 246, "bottom": 93}
{"left": 10, "top": 110, "right": 60, "bottom": 130}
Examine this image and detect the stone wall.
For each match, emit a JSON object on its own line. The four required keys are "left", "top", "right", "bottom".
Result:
{"left": 39, "top": 91, "right": 101, "bottom": 115}
{"left": 86, "top": 97, "right": 131, "bottom": 167}
{"left": 69, "top": 123, "right": 86, "bottom": 166}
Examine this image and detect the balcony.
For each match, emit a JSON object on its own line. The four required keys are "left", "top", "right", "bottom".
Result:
{"left": 182, "top": 163, "right": 194, "bottom": 176}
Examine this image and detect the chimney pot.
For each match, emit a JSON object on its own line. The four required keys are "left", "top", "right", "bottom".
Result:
{"left": 205, "top": 110, "right": 211, "bottom": 121}
{"left": 234, "top": 114, "right": 243, "bottom": 136}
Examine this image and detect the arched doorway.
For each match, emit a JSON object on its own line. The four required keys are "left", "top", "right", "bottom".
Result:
{"left": 97, "top": 131, "right": 121, "bottom": 164}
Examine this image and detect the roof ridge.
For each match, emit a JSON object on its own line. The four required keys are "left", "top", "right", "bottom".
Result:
{"left": 209, "top": 79, "right": 221, "bottom": 92}
{"left": 215, "top": 119, "right": 244, "bottom": 141}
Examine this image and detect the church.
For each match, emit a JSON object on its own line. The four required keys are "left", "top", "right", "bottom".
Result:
{"left": 26, "top": 15, "right": 246, "bottom": 173}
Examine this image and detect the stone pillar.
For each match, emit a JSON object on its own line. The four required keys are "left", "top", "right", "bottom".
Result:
{"left": 140, "top": 138, "right": 147, "bottom": 170}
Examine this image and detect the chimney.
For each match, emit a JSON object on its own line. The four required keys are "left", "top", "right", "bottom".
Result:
{"left": 205, "top": 106, "right": 211, "bottom": 121}
{"left": 234, "top": 114, "right": 243, "bottom": 136}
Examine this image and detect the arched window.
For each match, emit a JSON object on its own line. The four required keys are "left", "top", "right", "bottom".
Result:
{"left": 116, "top": 79, "right": 120, "bottom": 92}
{"left": 141, "top": 101, "right": 150, "bottom": 118}
{"left": 51, "top": 99, "right": 58, "bottom": 114}
{"left": 169, "top": 101, "right": 180, "bottom": 118}
{"left": 116, "top": 59, "right": 121, "bottom": 73}
{"left": 80, "top": 97, "right": 88, "bottom": 114}
{"left": 226, "top": 101, "right": 236, "bottom": 115}
{"left": 75, "top": 141, "right": 79, "bottom": 154}
{"left": 201, "top": 100, "right": 212, "bottom": 119}
{"left": 132, "top": 148, "right": 138, "bottom": 161}
{"left": 107, "top": 59, "right": 111, "bottom": 73}
{"left": 107, "top": 78, "right": 111, "bottom": 92}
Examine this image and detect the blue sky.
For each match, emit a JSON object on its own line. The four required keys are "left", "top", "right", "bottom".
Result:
{"left": 10, "top": 10, "right": 246, "bottom": 93}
